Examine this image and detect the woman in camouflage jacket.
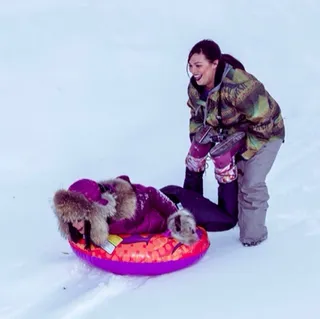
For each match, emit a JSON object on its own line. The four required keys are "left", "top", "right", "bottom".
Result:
{"left": 183, "top": 39, "right": 285, "bottom": 247}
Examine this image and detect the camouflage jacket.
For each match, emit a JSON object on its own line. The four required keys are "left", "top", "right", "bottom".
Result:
{"left": 187, "top": 64, "right": 285, "bottom": 159}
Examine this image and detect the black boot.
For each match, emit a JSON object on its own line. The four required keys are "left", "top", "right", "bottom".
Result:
{"left": 183, "top": 167, "right": 204, "bottom": 196}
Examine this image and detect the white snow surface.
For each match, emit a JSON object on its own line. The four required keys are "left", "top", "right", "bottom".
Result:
{"left": 1, "top": 1, "right": 320, "bottom": 318}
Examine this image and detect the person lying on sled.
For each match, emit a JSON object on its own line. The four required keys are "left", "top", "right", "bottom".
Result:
{"left": 52, "top": 173, "right": 239, "bottom": 249}
{"left": 52, "top": 175, "right": 198, "bottom": 249}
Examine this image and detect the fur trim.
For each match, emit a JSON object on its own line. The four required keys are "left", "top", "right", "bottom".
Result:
{"left": 88, "top": 202, "right": 110, "bottom": 246}
{"left": 99, "top": 177, "right": 136, "bottom": 220}
{"left": 53, "top": 189, "right": 117, "bottom": 246}
{"left": 167, "top": 209, "right": 198, "bottom": 246}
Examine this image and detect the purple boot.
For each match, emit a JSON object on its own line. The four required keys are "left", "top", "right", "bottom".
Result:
{"left": 209, "top": 132, "right": 246, "bottom": 184}
{"left": 185, "top": 126, "right": 215, "bottom": 172}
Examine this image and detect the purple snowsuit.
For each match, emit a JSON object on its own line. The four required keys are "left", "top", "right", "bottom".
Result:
{"left": 104, "top": 176, "right": 178, "bottom": 234}
{"left": 103, "top": 175, "right": 238, "bottom": 234}
{"left": 53, "top": 175, "right": 199, "bottom": 247}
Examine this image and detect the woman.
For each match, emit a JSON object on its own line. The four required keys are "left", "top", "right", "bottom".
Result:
{"left": 52, "top": 175, "right": 198, "bottom": 249}
{"left": 52, "top": 175, "right": 238, "bottom": 250}
{"left": 183, "top": 39, "right": 285, "bottom": 247}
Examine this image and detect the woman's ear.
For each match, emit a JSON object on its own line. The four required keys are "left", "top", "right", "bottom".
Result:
{"left": 212, "top": 59, "right": 219, "bottom": 69}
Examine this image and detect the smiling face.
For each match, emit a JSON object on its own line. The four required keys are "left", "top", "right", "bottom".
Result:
{"left": 188, "top": 52, "right": 218, "bottom": 90}
{"left": 72, "top": 219, "right": 85, "bottom": 234}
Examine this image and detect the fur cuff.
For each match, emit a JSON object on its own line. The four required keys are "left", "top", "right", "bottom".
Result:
{"left": 167, "top": 209, "right": 198, "bottom": 245}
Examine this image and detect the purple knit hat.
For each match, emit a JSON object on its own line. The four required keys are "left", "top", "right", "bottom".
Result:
{"left": 68, "top": 179, "right": 109, "bottom": 206}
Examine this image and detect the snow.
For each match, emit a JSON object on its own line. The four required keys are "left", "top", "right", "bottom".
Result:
{"left": 1, "top": 0, "right": 320, "bottom": 318}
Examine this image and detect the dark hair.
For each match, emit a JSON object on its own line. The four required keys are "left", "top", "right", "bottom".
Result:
{"left": 68, "top": 220, "right": 92, "bottom": 250}
{"left": 187, "top": 39, "right": 245, "bottom": 86}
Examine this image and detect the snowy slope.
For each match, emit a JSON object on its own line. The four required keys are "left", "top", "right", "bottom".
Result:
{"left": 1, "top": 1, "right": 320, "bottom": 318}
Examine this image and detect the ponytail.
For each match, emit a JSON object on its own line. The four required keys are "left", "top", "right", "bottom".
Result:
{"left": 214, "top": 54, "right": 246, "bottom": 87}
{"left": 221, "top": 54, "right": 245, "bottom": 71}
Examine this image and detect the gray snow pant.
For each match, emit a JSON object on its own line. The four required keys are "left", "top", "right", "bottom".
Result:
{"left": 237, "top": 139, "right": 283, "bottom": 244}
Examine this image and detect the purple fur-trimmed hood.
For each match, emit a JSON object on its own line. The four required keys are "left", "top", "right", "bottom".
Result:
{"left": 52, "top": 175, "right": 198, "bottom": 246}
